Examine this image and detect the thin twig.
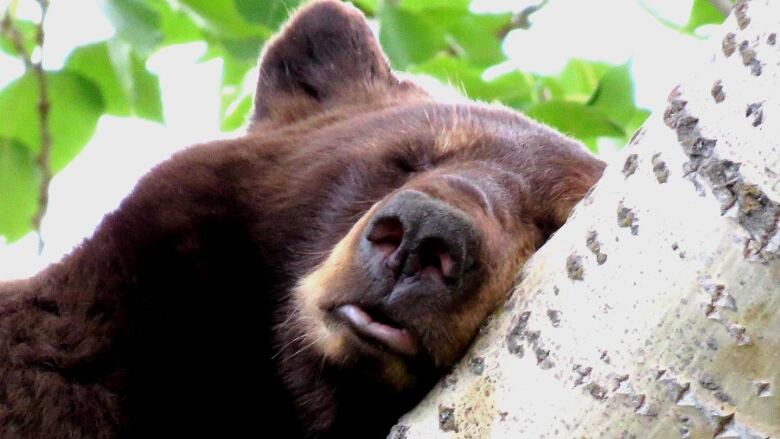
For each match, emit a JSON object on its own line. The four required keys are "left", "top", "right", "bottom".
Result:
{"left": 1, "top": 12, "right": 32, "bottom": 69}
{"left": 30, "top": 0, "right": 52, "bottom": 251}
{"left": 498, "top": 0, "right": 550, "bottom": 38}
{"left": 2, "top": 1, "right": 52, "bottom": 249}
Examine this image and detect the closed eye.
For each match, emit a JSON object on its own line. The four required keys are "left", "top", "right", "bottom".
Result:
{"left": 392, "top": 156, "right": 416, "bottom": 174}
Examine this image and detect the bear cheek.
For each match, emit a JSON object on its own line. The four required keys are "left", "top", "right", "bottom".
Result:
{"left": 292, "top": 210, "right": 377, "bottom": 363}
{"left": 431, "top": 243, "right": 527, "bottom": 367}
{"left": 432, "top": 285, "right": 504, "bottom": 367}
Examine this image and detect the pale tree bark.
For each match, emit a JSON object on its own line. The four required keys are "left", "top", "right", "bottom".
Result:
{"left": 391, "top": 0, "right": 780, "bottom": 437}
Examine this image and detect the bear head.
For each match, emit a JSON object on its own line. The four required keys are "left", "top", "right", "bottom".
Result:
{"left": 246, "top": 1, "right": 606, "bottom": 434}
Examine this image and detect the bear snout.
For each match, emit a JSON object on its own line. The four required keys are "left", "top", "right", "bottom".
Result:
{"left": 360, "top": 190, "right": 479, "bottom": 297}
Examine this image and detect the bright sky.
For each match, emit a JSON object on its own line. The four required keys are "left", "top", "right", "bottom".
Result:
{"left": 0, "top": 0, "right": 715, "bottom": 279}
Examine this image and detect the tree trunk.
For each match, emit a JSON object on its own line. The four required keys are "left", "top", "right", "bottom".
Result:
{"left": 392, "top": 0, "right": 780, "bottom": 437}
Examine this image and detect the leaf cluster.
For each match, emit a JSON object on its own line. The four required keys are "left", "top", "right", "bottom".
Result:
{"left": 0, "top": 0, "right": 724, "bottom": 241}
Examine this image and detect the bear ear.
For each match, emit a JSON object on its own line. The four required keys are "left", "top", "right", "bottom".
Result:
{"left": 253, "top": 0, "right": 407, "bottom": 123}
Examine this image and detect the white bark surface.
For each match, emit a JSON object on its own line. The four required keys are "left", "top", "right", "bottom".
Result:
{"left": 393, "top": 1, "right": 780, "bottom": 437}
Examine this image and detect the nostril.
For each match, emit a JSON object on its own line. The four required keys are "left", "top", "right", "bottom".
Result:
{"left": 417, "top": 238, "right": 457, "bottom": 281}
{"left": 366, "top": 216, "right": 404, "bottom": 258}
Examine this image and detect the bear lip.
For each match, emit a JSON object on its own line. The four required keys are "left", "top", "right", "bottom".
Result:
{"left": 334, "top": 304, "right": 420, "bottom": 356}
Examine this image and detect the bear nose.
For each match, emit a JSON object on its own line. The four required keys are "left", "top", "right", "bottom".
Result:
{"left": 363, "top": 191, "right": 478, "bottom": 287}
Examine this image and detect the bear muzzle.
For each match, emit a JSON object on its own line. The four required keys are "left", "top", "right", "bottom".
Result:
{"left": 360, "top": 190, "right": 479, "bottom": 297}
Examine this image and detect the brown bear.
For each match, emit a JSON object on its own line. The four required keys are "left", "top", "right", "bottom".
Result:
{"left": 0, "top": 1, "right": 604, "bottom": 438}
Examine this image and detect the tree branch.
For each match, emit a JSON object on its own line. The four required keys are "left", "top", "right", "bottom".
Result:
{"left": 395, "top": 0, "right": 780, "bottom": 436}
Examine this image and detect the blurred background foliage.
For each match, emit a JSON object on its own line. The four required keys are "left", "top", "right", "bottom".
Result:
{"left": 0, "top": 0, "right": 728, "bottom": 244}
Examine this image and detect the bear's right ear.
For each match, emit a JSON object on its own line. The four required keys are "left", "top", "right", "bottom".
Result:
{"left": 252, "top": 0, "right": 412, "bottom": 124}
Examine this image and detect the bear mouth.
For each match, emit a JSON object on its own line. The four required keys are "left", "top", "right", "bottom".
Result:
{"left": 332, "top": 304, "right": 420, "bottom": 357}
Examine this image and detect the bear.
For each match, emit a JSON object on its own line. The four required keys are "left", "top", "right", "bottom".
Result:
{"left": 0, "top": 1, "right": 605, "bottom": 438}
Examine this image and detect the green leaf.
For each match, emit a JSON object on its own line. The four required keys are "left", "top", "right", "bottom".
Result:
{"left": 532, "top": 76, "right": 566, "bottom": 102}
{"left": 445, "top": 13, "right": 512, "bottom": 66}
{"left": 153, "top": 0, "right": 204, "bottom": 46}
{"left": 0, "top": 19, "right": 36, "bottom": 58}
{"left": 351, "top": 0, "right": 378, "bottom": 15}
{"left": 234, "top": 0, "right": 300, "bottom": 29}
{"left": 589, "top": 63, "right": 636, "bottom": 128}
{"left": 378, "top": 3, "right": 511, "bottom": 70}
{"left": 626, "top": 108, "right": 651, "bottom": 136}
{"left": 578, "top": 137, "right": 599, "bottom": 153}
{"left": 398, "top": 0, "right": 470, "bottom": 12}
{"left": 526, "top": 101, "right": 624, "bottom": 140}
{"left": 0, "top": 138, "right": 39, "bottom": 242}
{"left": 219, "top": 55, "right": 255, "bottom": 127}
{"left": 177, "top": 0, "right": 270, "bottom": 39}
{"left": 556, "top": 59, "right": 611, "bottom": 103}
{"left": 682, "top": 0, "right": 725, "bottom": 34}
{"left": 219, "top": 36, "right": 265, "bottom": 60}
{"left": 0, "top": 71, "right": 105, "bottom": 173}
{"left": 378, "top": 5, "right": 447, "bottom": 69}
{"left": 102, "top": 0, "right": 163, "bottom": 54}
{"left": 411, "top": 55, "right": 531, "bottom": 106}
{"left": 221, "top": 94, "right": 253, "bottom": 131}
{"left": 129, "top": 48, "right": 164, "bottom": 122}
{"left": 64, "top": 41, "right": 163, "bottom": 122}
{"left": 176, "top": 0, "right": 272, "bottom": 62}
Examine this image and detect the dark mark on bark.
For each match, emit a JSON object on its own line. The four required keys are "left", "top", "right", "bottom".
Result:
{"left": 722, "top": 33, "right": 737, "bottom": 57}
{"left": 628, "top": 127, "right": 645, "bottom": 146}
{"left": 711, "top": 80, "right": 725, "bottom": 103}
{"left": 617, "top": 203, "right": 639, "bottom": 235}
{"left": 768, "top": 33, "right": 777, "bottom": 46}
{"left": 727, "top": 322, "right": 752, "bottom": 346}
{"left": 438, "top": 406, "right": 458, "bottom": 432}
{"left": 753, "top": 381, "right": 772, "bottom": 398}
{"left": 710, "top": 412, "right": 734, "bottom": 438}
{"left": 573, "top": 364, "right": 592, "bottom": 387}
{"left": 737, "top": 184, "right": 780, "bottom": 256}
{"left": 388, "top": 424, "right": 409, "bottom": 439}
{"left": 700, "top": 159, "right": 741, "bottom": 213}
{"left": 535, "top": 345, "right": 551, "bottom": 368}
{"left": 635, "top": 398, "right": 658, "bottom": 417}
{"left": 585, "top": 382, "right": 608, "bottom": 400}
{"left": 665, "top": 95, "right": 780, "bottom": 258}
{"left": 657, "top": 371, "right": 690, "bottom": 403}
{"left": 623, "top": 154, "right": 639, "bottom": 177}
{"left": 468, "top": 357, "right": 485, "bottom": 375}
{"left": 664, "top": 99, "right": 717, "bottom": 173}
{"left": 546, "top": 309, "right": 562, "bottom": 327}
{"left": 734, "top": 0, "right": 750, "bottom": 30}
{"left": 525, "top": 330, "right": 540, "bottom": 345}
{"left": 585, "top": 230, "right": 600, "bottom": 250}
{"left": 652, "top": 153, "right": 670, "bottom": 183}
{"left": 507, "top": 311, "right": 531, "bottom": 356}
{"left": 746, "top": 102, "right": 763, "bottom": 127}
{"left": 585, "top": 230, "right": 607, "bottom": 265}
{"left": 739, "top": 40, "right": 762, "bottom": 76}
{"left": 566, "top": 254, "right": 584, "bottom": 280}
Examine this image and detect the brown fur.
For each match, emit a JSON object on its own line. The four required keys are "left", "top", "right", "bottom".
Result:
{"left": 0, "top": 1, "right": 604, "bottom": 438}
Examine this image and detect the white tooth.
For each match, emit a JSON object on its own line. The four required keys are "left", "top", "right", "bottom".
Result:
{"left": 339, "top": 304, "right": 372, "bottom": 326}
